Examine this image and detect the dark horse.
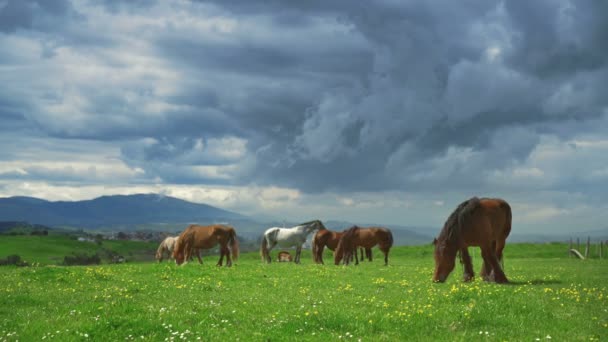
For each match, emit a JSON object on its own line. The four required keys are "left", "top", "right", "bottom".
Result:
{"left": 173, "top": 224, "right": 239, "bottom": 267}
{"left": 334, "top": 226, "right": 393, "bottom": 266}
{"left": 312, "top": 228, "right": 372, "bottom": 264}
{"left": 433, "top": 197, "right": 512, "bottom": 283}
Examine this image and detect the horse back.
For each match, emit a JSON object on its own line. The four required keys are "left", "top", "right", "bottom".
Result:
{"left": 313, "top": 229, "right": 340, "bottom": 250}
{"left": 476, "top": 198, "right": 512, "bottom": 240}
{"left": 186, "top": 224, "right": 229, "bottom": 249}
{"left": 354, "top": 227, "right": 392, "bottom": 248}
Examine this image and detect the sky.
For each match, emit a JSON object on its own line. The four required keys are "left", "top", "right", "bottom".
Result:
{"left": 0, "top": 0, "right": 607, "bottom": 235}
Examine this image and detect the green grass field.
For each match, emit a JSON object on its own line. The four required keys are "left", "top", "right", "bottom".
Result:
{"left": 0, "top": 234, "right": 158, "bottom": 265}
{"left": 0, "top": 243, "right": 606, "bottom": 341}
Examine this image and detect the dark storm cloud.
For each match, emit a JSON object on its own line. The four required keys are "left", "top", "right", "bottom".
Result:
{"left": 0, "top": 0, "right": 78, "bottom": 33}
{"left": 1, "top": 0, "right": 607, "bottom": 193}
{"left": 504, "top": 0, "right": 608, "bottom": 78}
{"left": 91, "top": 0, "right": 158, "bottom": 13}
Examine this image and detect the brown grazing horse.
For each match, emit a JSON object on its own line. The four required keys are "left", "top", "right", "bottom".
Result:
{"left": 173, "top": 224, "right": 239, "bottom": 267}
{"left": 334, "top": 226, "right": 393, "bottom": 266}
{"left": 433, "top": 197, "right": 512, "bottom": 283}
{"left": 312, "top": 228, "right": 343, "bottom": 264}
{"left": 312, "top": 228, "right": 372, "bottom": 264}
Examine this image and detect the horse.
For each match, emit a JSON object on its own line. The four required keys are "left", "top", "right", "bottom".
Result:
{"left": 173, "top": 224, "right": 239, "bottom": 267}
{"left": 155, "top": 236, "right": 178, "bottom": 262}
{"left": 260, "top": 220, "right": 326, "bottom": 264}
{"left": 277, "top": 251, "right": 292, "bottom": 262}
{"left": 311, "top": 228, "right": 373, "bottom": 264}
{"left": 432, "top": 197, "right": 512, "bottom": 283}
{"left": 334, "top": 226, "right": 393, "bottom": 266}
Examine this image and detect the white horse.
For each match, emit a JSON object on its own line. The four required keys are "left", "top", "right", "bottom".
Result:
{"left": 156, "top": 236, "right": 178, "bottom": 262}
{"left": 260, "top": 220, "right": 326, "bottom": 264}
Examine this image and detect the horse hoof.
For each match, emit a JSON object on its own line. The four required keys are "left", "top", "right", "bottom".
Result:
{"left": 495, "top": 276, "right": 509, "bottom": 284}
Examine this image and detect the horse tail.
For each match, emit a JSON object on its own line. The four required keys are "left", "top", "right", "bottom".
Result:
{"left": 502, "top": 199, "right": 512, "bottom": 239}
{"left": 386, "top": 228, "right": 394, "bottom": 248}
{"left": 260, "top": 234, "right": 268, "bottom": 263}
{"left": 228, "top": 227, "right": 239, "bottom": 262}
{"left": 312, "top": 232, "right": 319, "bottom": 263}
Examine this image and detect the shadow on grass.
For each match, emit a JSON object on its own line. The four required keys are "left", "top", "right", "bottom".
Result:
{"left": 506, "top": 279, "right": 562, "bottom": 286}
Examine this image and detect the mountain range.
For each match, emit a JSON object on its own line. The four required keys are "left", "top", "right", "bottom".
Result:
{"left": 1, "top": 194, "right": 599, "bottom": 243}
{"left": 0, "top": 194, "right": 435, "bottom": 244}
{"left": 0, "top": 194, "right": 244, "bottom": 228}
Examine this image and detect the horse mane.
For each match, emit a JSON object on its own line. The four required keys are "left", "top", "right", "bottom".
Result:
{"left": 298, "top": 219, "right": 320, "bottom": 227}
{"left": 342, "top": 225, "right": 359, "bottom": 239}
{"left": 438, "top": 197, "right": 480, "bottom": 244}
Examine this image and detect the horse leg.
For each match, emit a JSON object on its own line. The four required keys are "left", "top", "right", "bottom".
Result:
{"left": 491, "top": 240, "right": 508, "bottom": 283}
{"left": 378, "top": 245, "right": 389, "bottom": 266}
{"left": 367, "top": 248, "right": 373, "bottom": 262}
{"left": 295, "top": 245, "right": 302, "bottom": 264}
{"left": 480, "top": 244, "right": 508, "bottom": 283}
{"left": 225, "top": 239, "right": 233, "bottom": 267}
{"left": 224, "top": 244, "right": 232, "bottom": 267}
{"left": 184, "top": 242, "right": 192, "bottom": 265}
{"left": 460, "top": 248, "right": 474, "bottom": 282}
{"left": 266, "top": 242, "right": 275, "bottom": 263}
{"left": 359, "top": 248, "right": 364, "bottom": 262}
{"left": 226, "top": 247, "right": 232, "bottom": 267}
{"left": 354, "top": 246, "right": 359, "bottom": 265}
{"left": 215, "top": 247, "right": 222, "bottom": 266}
{"left": 479, "top": 242, "right": 493, "bottom": 281}
{"left": 195, "top": 249, "right": 203, "bottom": 264}
{"left": 495, "top": 240, "right": 506, "bottom": 272}
{"left": 318, "top": 245, "right": 325, "bottom": 265}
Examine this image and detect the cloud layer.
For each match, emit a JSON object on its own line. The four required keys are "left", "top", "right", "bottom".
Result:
{"left": 1, "top": 0, "right": 607, "bottom": 232}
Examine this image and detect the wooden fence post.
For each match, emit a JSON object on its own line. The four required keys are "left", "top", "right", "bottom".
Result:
{"left": 600, "top": 241, "right": 603, "bottom": 259}
{"left": 569, "top": 238, "right": 573, "bottom": 258}
{"left": 585, "top": 237, "right": 590, "bottom": 259}
{"left": 577, "top": 238, "right": 580, "bottom": 252}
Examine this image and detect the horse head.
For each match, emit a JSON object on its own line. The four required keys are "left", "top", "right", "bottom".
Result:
{"left": 432, "top": 237, "right": 457, "bottom": 282}
{"left": 313, "top": 220, "right": 327, "bottom": 231}
{"left": 173, "top": 238, "right": 186, "bottom": 265}
{"left": 302, "top": 220, "right": 325, "bottom": 234}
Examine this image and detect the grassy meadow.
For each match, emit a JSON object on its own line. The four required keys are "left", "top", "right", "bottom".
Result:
{"left": 0, "top": 233, "right": 158, "bottom": 265}
{"left": 0, "top": 242, "right": 606, "bottom": 341}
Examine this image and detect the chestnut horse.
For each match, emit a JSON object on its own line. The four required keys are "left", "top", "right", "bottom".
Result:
{"left": 432, "top": 197, "right": 512, "bottom": 283}
{"left": 173, "top": 224, "right": 239, "bottom": 267}
{"left": 312, "top": 228, "right": 371, "bottom": 264}
{"left": 334, "top": 226, "right": 393, "bottom": 266}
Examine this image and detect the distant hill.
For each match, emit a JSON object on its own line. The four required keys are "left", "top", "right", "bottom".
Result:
{"left": 0, "top": 221, "right": 53, "bottom": 234}
{"left": 0, "top": 194, "right": 246, "bottom": 229}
